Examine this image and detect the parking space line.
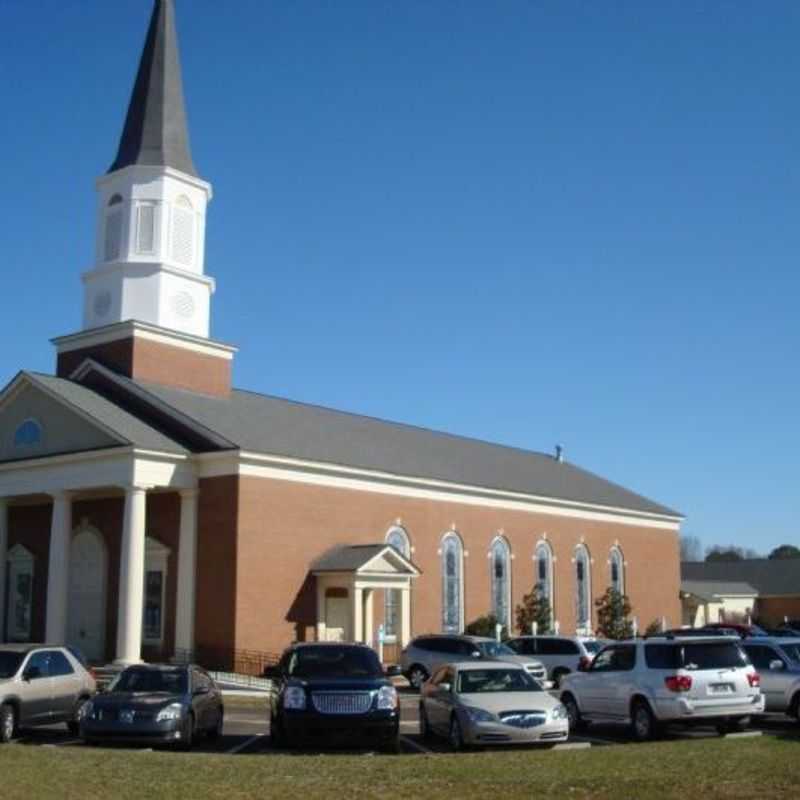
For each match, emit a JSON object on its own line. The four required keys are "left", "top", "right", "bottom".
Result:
{"left": 572, "top": 733, "right": 623, "bottom": 746}
{"left": 400, "top": 735, "right": 432, "bottom": 754}
{"left": 226, "top": 734, "right": 267, "bottom": 755}
{"left": 56, "top": 738, "right": 83, "bottom": 747}
{"left": 725, "top": 730, "right": 763, "bottom": 739}
{"left": 552, "top": 742, "right": 591, "bottom": 751}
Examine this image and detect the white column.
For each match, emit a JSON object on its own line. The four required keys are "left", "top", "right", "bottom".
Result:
{"left": 316, "top": 580, "right": 327, "bottom": 642}
{"left": 353, "top": 586, "right": 364, "bottom": 643}
{"left": 174, "top": 488, "right": 198, "bottom": 657}
{"left": 45, "top": 492, "right": 72, "bottom": 643}
{"left": 364, "top": 589, "right": 374, "bottom": 647}
{"left": 400, "top": 585, "right": 412, "bottom": 647}
{"left": 0, "top": 499, "right": 7, "bottom": 642}
{"left": 115, "top": 486, "right": 148, "bottom": 665}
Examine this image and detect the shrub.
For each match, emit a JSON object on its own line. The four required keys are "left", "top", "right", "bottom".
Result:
{"left": 514, "top": 582, "right": 552, "bottom": 635}
{"left": 465, "top": 614, "right": 508, "bottom": 640}
{"left": 595, "top": 588, "right": 634, "bottom": 640}
{"left": 643, "top": 619, "right": 662, "bottom": 638}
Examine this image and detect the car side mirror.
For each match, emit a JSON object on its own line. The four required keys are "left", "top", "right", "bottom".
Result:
{"left": 470, "top": 651, "right": 482, "bottom": 659}
{"left": 438, "top": 682, "right": 452, "bottom": 693}
{"left": 769, "top": 659, "right": 784, "bottom": 671}
{"left": 263, "top": 665, "right": 281, "bottom": 680}
{"left": 385, "top": 664, "right": 402, "bottom": 678}
{"left": 22, "top": 666, "right": 42, "bottom": 682}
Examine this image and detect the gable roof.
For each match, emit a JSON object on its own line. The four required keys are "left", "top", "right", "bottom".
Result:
{"left": 682, "top": 560, "right": 800, "bottom": 598}
{"left": 127, "top": 379, "right": 680, "bottom": 518}
{"left": 311, "top": 544, "right": 420, "bottom": 575}
{"left": 681, "top": 579, "right": 759, "bottom": 602}
{"left": 0, "top": 372, "right": 186, "bottom": 461}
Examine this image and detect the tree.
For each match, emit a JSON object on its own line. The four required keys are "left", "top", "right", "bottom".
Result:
{"left": 680, "top": 534, "right": 703, "bottom": 562}
{"left": 594, "top": 588, "right": 634, "bottom": 640}
{"left": 768, "top": 544, "right": 800, "bottom": 560}
{"left": 465, "top": 614, "right": 507, "bottom": 640}
{"left": 643, "top": 619, "right": 663, "bottom": 638}
{"left": 705, "top": 545, "right": 761, "bottom": 562}
{"left": 514, "top": 582, "right": 551, "bottom": 635}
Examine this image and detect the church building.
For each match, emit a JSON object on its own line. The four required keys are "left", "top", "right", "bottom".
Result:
{"left": 0, "top": 1, "right": 682, "bottom": 668}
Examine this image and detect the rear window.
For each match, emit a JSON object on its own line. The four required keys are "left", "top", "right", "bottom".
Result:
{"left": 645, "top": 642, "right": 749, "bottom": 671}
{"left": 779, "top": 642, "right": 800, "bottom": 663}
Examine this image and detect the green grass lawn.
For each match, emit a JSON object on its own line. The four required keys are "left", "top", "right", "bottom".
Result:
{"left": 2, "top": 735, "right": 798, "bottom": 799}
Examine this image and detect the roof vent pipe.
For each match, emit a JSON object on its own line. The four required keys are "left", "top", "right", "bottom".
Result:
{"left": 555, "top": 444, "right": 563, "bottom": 463}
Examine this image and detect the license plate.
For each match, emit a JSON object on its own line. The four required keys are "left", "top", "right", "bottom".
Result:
{"left": 710, "top": 683, "right": 734, "bottom": 694}
{"left": 120, "top": 709, "right": 135, "bottom": 724}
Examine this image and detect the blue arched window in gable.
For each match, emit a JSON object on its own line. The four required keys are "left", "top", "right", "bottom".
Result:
{"left": 14, "top": 419, "right": 42, "bottom": 448}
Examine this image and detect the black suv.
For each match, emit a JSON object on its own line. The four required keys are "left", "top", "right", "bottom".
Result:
{"left": 265, "top": 643, "right": 401, "bottom": 752}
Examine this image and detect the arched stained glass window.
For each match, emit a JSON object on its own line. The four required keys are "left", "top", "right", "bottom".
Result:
{"left": 535, "top": 540, "right": 554, "bottom": 616}
{"left": 441, "top": 533, "right": 463, "bottom": 633}
{"left": 490, "top": 537, "right": 511, "bottom": 628}
{"left": 575, "top": 544, "right": 591, "bottom": 634}
{"left": 610, "top": 546, "right": 625, "bottom": 595}
{"left": 384, "top": 526, "right": 411, "bottom": 638}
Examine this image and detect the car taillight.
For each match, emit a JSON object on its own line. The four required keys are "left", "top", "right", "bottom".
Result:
{"left": 89, "top": 667, "right": 97, "bottom": 681}
{"left": 748, "top": 673, "right": 760, "bottom": 688}
{"left": 664, "top": 675, "right": 692, "bottom": 692}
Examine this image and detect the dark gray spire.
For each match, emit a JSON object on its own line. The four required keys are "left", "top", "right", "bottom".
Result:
{"left": 108, "top": 0, "right": 199, "bottom": 177}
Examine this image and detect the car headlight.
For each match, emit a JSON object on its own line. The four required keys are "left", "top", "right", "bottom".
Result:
{"left": 464, "top": 706, "right": 497, "bottom": 724}
{"left": 376, "top": 685, "right": 399, "bottom": 711}
{"left": 283, "top": 686, "right": 307, "bottom": 710}
{"left": 551, "top": 703, "right": 568, "bottom": 721}
{"left": 156, "top": 703, "right": 184, "bottom": 723}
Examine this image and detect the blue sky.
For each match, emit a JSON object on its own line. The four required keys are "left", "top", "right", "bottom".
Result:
{"left": 1, "top": 1, "right": 798, "bottom": 554}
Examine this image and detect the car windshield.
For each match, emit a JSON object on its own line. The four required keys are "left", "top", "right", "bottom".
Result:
{"left": 287, "top": 647, "right": 382, "bottom": 679}
{"left": 111, "top": 668, "right": 188, "bottom": 694}
{"left": 583, "top": 640, "right": 605, "bottom": 654}
{"left": 457, "top": 668, "right": 541, "bottom": 694}
{"left": 477, "top": 642, "right": 516, "bottom": 658}
{"left": 0, "top": 652, "right": 24, "bottom": 679}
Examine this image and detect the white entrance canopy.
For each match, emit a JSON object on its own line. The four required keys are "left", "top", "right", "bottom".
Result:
{"left": 311, "top": 544, "right": 421, "bottom": 649}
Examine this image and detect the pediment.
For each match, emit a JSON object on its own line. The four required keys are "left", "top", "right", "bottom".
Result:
{"left": 0, "top": 377, "right": 124, "bottom": 463}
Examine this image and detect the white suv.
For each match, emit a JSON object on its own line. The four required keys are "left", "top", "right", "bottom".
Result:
{"left": 506, "top": 635, "right": 606, "bottom": 686}
{"left": 559, "top": 636, "right": 764, "bottom": 741}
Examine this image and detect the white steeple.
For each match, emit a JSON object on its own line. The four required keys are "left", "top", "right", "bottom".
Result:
{"left": 81, "top": 0, "right": 214, "bottom": 339}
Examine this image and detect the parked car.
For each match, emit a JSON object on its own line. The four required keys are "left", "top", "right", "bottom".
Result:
{"left": 0, "top": 644, "right": 96, "bottom": 743}
{"left": 266, "top": 643, "right": 401, "bottom": 752}
{"left": 419, "top": 661, "right": 569, "bottom": 749}
{"left": 506, "top": 635, "right": 606, "bottom": 687}
{"left": 701, "top": 623, "right": 768, "bottom": 638}
{"left": 741, "top": 637, "right": 800, "bottom": 720}
{"left": 559, "top": 636, "right": 764, "bottom": 741}
{"left": 400, "top": 635, "right": 547, "bottom": 690}
{"left": 659, "top": 627, "right": 742, "bottom": 638}
{"left": 80, "top": 664, "right": 223, "bottom": 749}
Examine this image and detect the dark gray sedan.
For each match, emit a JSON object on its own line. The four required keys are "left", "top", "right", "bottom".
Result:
{"left": 80, "top": 664, "right": 223, "bottom": 749}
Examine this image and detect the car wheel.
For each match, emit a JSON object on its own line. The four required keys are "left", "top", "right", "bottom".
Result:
{"left": 407, "top": 665, "right": 429, "bottom": 691}
{"left": 207, "top": 709, "right": 224, "bottom": 741}
{"left": 270, "top": 713, "right": 286, "bottom": 748}
{"left": 631, "top": 699, "right": 657, "bottom": 742}
{"left": 552, "top": 669, "right": 569, "bottom": 689}
{"left": 0, "top": 704, "right": 16, "bottom": 744}
{"left": 67, "top": 696, "right": 91, "bottom": 736}
{"left": 561, "top": 693, "right": 584, "bottom": 732}
{"left": 791, "top": 693, "right": 800, "bottom": 722}
{"left": 449, "top": 715, "right": 465, "bottom": 751}
{"left": 419, "top": 704, "right": 433, "bottom": 741}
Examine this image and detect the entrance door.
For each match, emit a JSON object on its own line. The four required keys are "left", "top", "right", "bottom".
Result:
{"left": 325, "top": 594, "right": 350, "bottom": 642}
{"left": 67, "top": 528, "right": 106, "bottom": 662}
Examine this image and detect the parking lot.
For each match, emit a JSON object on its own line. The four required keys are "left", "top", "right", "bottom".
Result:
{"left": 6, "top": 691, "right": 798, "bottom": 757}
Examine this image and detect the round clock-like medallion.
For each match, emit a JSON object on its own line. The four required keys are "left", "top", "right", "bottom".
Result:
{"left": 171, "top": 291, "right": 195, "bottom": 318}
{"left": 93, "top": 291, "right": 112, "bottom": 319}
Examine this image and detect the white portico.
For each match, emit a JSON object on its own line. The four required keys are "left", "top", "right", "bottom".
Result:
{"left": 312, "top": 544, "right": 420, "bottom": 649}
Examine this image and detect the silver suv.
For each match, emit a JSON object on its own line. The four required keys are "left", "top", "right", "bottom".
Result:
{"left": 559, "top": 636, "right": 764, "bottom": 741}
{"left": 506, "top": 635, "right": 607, "bottom": 686}
{"left": 741, "top": 637, "right": 800, "bottom": 720}
{"left": 400, "top": 635, "right": 547, "bottom": 690}
{"left": 0, "top": 644, "right": 97, "bottom": 743}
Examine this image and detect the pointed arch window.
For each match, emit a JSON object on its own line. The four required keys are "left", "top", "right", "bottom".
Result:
{"left": 384, "top": 526, "right": 411, "bottom": 639}
{"left": 104, "top": 194, "right": 124, "bottom": 262}
{"left": 610, "top": 546, "right": 625, "bottom": 595}
{"left": 575, "top": 544, "right": 592, "bottom": 634}
{"left": 441, "top": 533, "right": 464, "bottom": 634}
{"left": 490, "top": 536, "right": 511, "bottom": 628}
{"left": 535, "top": 540, "right": 554, "bottom": 617}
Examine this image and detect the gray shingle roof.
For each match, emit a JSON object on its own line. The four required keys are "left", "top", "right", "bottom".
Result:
{"left": 681, "top": 579, "right": 759, "bottom": 602}
{"left": 131, "top": 379, "right": 680, "bottom": 518}
{"left": 27, "top": 373, "right": 186, "bottom": 455}
{"left": 311, "top": 544, "right": 418, "bottom": 574}
{"left": 682, "top": 561, "right": 800, "bottom": 598}
{"left": 108, "top": 0, "right": 198, "bottom": 176}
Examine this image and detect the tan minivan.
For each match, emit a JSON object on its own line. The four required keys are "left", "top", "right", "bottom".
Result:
{"left": 0, "top": 644, "right": 97, "bottom": 742}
